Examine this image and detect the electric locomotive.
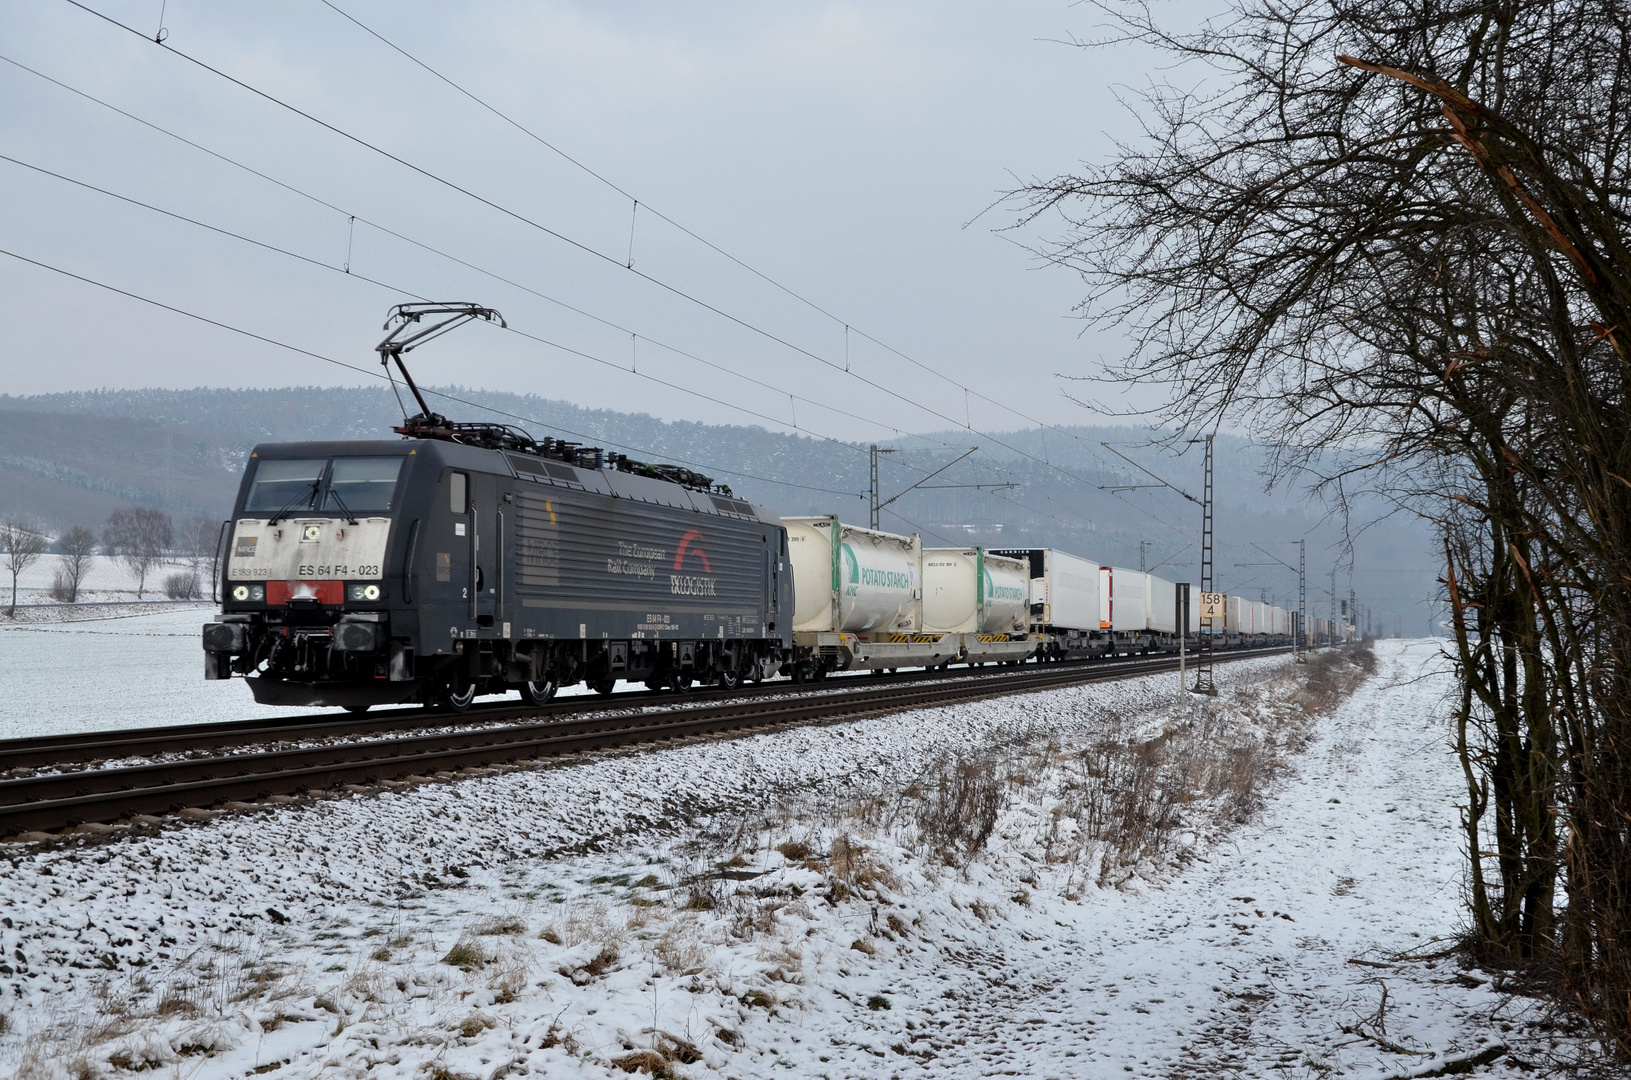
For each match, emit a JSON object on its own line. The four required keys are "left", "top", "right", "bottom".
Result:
{"left": 201, "top": 304, "right": 793, "bottom": 711}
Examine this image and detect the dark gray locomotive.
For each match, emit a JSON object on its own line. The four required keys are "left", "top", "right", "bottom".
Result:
{"left": 202, "top": 436, "right": 793, "bottom": 711}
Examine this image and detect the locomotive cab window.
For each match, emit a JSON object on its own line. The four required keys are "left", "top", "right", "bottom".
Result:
{"left": 244, "top": 459, "right": 325, "bottom": 513}
{"left": 324, "top": 457, "right": 404, "bottom": 514}
{"left": 450, "top": 472, "right": 468, "bottom": 514}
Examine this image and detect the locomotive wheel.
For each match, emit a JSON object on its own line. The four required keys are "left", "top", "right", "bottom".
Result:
{"left": 590, "top": 677, "right": 617, "bottom": 696}
{"left": 520, "top": 677, "right": 557, "bottom": 706}
{"left": 717, "top": 668, "right": 741, "bottom": 691}
{"left": 443, "top": 680, "right": 477, "bottom": 713}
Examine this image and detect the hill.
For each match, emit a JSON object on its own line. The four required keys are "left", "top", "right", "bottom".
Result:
{"left": 0, "top": 387, "right": 1435, "bottom": 630}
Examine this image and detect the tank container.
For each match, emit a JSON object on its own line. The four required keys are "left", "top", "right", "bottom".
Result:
{"left": 922, "top": 549, "right": 1030, "bottom": 634}
{"left": 784, "top": 516, "right": 920, "bottom": 634}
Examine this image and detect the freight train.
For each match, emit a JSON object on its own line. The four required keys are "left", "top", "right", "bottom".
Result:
{"left": 200, "top": 304, "right": 1299, "bottom": 711}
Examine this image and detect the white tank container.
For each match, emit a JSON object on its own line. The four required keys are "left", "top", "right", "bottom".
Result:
{"left": 1144, "top": 574, "right": 1177, "bottom": 634}
{"left": 784, "top": 516, "right": 920, "bottom": 635}
{"left": 1101, "top": 566, "right": 1147, "bottom": 633}
{"left": 922, "top": 549, "right": 1029, "bottom": 633}
{"left": 981, "top": 554, "right": 1030, "bottom": 633}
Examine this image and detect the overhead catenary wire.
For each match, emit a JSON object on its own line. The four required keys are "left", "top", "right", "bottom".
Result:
{"left": 54, "top": 0, "right": 1173, "bottom": 530}
{"left": 0, "top": 244, "right": 863, "bottom": 500}
{"left": 0, "top": 50, "right": 965, "bottom": 460}
{"left": 0, "top": 100, "right": 1094, "bottom": 531}
{"left": 316, "top": 0, "right": 1154, "bottom": 486}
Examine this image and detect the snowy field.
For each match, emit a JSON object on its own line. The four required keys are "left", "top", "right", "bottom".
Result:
{"left": 0, "top": 639, "right": 1601, "bottom": 1078}
{"left": 3, "top": 554, "right": 197, "bottom": 608}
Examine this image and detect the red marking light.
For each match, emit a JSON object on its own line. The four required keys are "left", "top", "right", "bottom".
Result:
{"left": 267, "top": 580, "right": 344, "bottom": 605}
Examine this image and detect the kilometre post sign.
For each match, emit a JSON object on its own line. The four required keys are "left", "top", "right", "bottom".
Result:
{"left": 1199, "top": 592, "right": 1225, "bottom": 622}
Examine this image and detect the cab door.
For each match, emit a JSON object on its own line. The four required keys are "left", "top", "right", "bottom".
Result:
{"left": 440, "top": 470, "right": 473, "bottom": 634}
{"left": 471, "top": 472, "right": 500, "bottom": 628}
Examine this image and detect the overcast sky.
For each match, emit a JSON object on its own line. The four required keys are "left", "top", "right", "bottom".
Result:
{"left": 0, "top": 0, "right": 1225, "bottom": 444}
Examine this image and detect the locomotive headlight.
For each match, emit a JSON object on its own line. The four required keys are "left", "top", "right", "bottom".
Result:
{"left": 250, "top": 585, "right": 264, "bottom": 601}
{"left": 348, "top": 585, "right": 364, "bottom": 601}
{"left": 362, "top": 584, "right": 381, "bottom": 601}
{"left": 232, "top": 585, "right": 250, "bottom": 601}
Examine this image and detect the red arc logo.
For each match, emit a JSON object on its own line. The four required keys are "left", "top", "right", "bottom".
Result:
{"left": 674, "top": 530, "right": 712, "bottom": 573}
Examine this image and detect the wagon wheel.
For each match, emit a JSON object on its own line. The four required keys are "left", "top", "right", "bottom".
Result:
{"left": 671, "top": 671, "right": 693, "bottom": 694}
{"left": 590, "top": 677, "right": 617, "bottom": 696}
{"left": 717, "top": 667, "right": 741, "bottom": 691}
{"left": 520, "top": 677, "right": 557, "bottom": 706}
{"left": 344, "top": 704, "right": 371, "bottom": 715}
{"left": 443, "top": 678, "right": 477, "bottom": 713}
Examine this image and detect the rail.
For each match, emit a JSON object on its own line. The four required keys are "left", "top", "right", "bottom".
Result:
{"left": 0, "top": 647, "right": 1290, "bottom": 837}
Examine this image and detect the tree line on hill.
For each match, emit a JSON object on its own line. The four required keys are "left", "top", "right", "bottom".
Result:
{"left": 0, "top": 508, "right": 221, "bottom": 616}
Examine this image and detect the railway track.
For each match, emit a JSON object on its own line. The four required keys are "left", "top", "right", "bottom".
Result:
{"left": 0, "top": 647, "right": 1287, "bottom": 838}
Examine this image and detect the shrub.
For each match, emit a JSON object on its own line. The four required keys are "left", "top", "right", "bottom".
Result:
{"left": 48, "top": 569, "right": 76, "bottom": 603}
{"left": 163, "top": 571, "right": 201, "bottom": 600}
{"left": 915, "top": 758, "right": 1003, "bottom": 863}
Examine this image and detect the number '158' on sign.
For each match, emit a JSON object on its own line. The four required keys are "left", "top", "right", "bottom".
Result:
{"left": 1199, "top": 592, "right": 1226, "bottom": 619}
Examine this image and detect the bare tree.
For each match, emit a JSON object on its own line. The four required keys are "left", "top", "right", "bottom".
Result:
{"left": 1, "top": 518, "right": 49, "bottom": 617}
{"left": 1010, "top": 0, "right": 1631, "bottom": 1050}
{"left": 52, "top": 525, "right": 97, "bottom": 604}
{"left": 179, "top": 515, "right": 216, "bottom": 568}
{"left": 103, "top": 506, "right": 174, "bottom": 600}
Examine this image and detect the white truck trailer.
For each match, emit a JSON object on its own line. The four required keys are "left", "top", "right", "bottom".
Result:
{"left": 989, "top": 547, "right": 1105, "bottom": 658}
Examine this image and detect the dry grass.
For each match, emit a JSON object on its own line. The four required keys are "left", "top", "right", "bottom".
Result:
{"left": 654, "top": 917, "right": 709, "bottom": 975}
{"left": 475, "top": 916, "right": 528, "bottom": 936}
{"left": 827, "top": 834, "right": 899, "bottom": 894}
{"left": 440, "top": 939, "right": 486, "bottom": 971}
{"left": 914, "top": 758, "right": 1003, "bottom": 865}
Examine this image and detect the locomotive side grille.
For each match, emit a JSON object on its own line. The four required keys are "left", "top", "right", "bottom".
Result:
{"left": 506, "top": 454, "right": 582, "bottom": 486}
{"left": 710, "top": 495, "right": 753, "bottom": 517}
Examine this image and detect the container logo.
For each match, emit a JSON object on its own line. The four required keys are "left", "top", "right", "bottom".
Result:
{"left": 983, "top": 569, "right": 1024, "bottom": 602}
{"left": 843, "top": 543, "right": 911, "bottom": 591}
{"left": 674, "top": 530, "right": 712, "bottom": 573}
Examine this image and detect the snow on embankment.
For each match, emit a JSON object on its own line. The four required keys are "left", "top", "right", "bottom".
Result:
{"left": 0, "top": 644, "right": 1574, "bottom": 1079}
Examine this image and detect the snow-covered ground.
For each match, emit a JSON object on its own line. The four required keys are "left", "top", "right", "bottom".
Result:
{"left": 0, "top": 605, "right": 301, "bottom": 737}
{"left": 0, "top": 640, "right": 1598, "bottom": 1078}
{"left": 2, "top": 554, "right": 199, "bottom": 608}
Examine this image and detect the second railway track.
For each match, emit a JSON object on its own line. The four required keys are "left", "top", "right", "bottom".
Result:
{"left": 0, "top": 648, "right": 1286, "bottom": 837}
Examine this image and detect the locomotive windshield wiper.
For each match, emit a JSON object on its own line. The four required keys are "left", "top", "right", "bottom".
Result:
{"left": 324, "top": 485, "right": 360, "bottom": 525}
{"left": 267, "top": 480, "right": 320, "bottom": 526}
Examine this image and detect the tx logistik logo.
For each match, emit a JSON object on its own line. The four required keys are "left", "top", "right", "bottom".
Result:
{"left": 671, "top": 529, "right": 717, "bottom": 596}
